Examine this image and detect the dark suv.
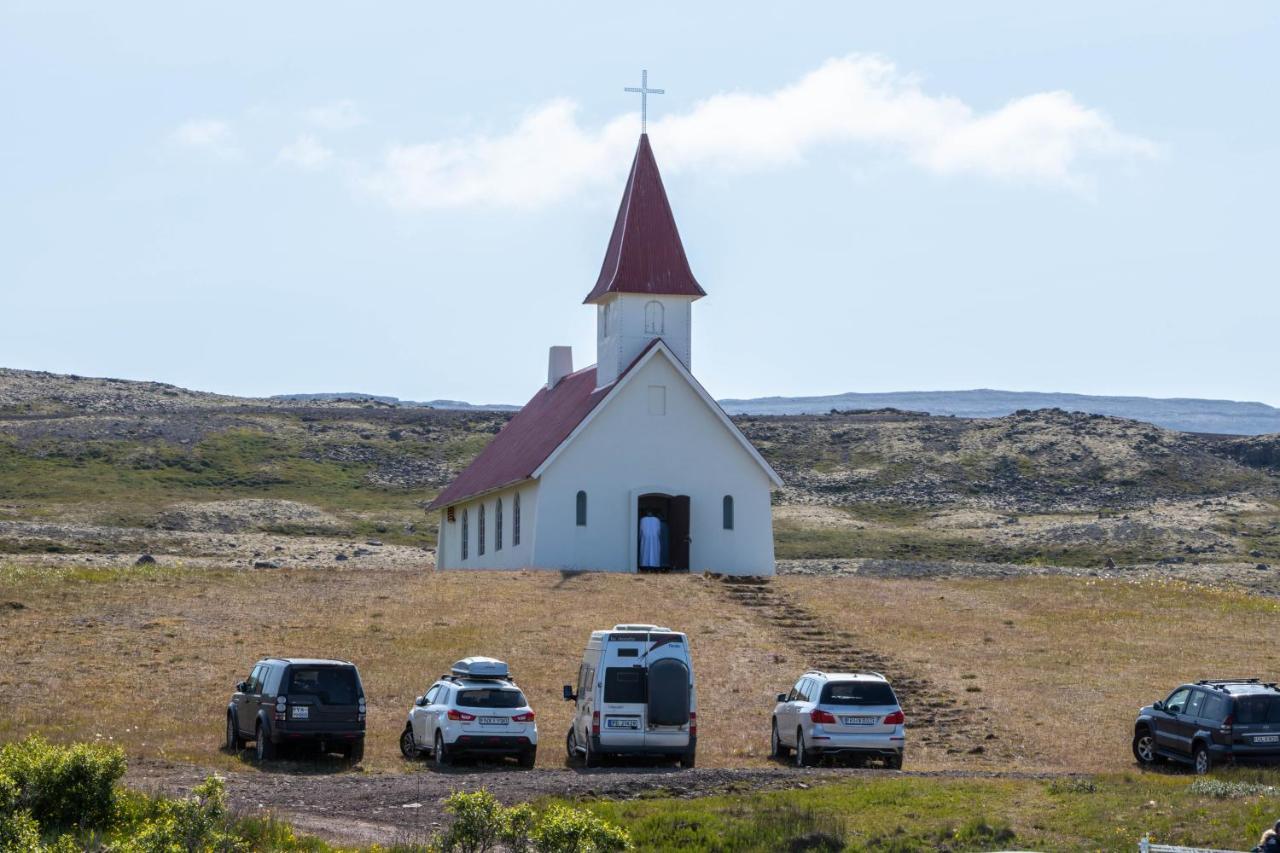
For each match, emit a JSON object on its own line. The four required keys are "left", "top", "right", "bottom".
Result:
{"left": 226, "top": 658, "right": 366, "bottom": 762}
{"left": 1133, "top": 679, "right": 1280, "bottom": 774}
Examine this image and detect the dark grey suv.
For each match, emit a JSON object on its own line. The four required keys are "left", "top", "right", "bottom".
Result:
{"left": 1133, "top": 679, "right": 1280, "bottom": 774}
{"left": 226, "top": 658, "right": 366, "bottom": 762}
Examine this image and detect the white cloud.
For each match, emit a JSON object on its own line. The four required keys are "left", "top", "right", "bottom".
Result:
{"left": 170, "top": 119, "right": 239, "bottom": 159}
{"left": 277, "top": 134, "right": 334, "bottom": 171}
{"left": 362, "top": 55, "right": 1158, "bottom": 210}
{"left": 304, "top": 100, "right": 364, "bottom": 131}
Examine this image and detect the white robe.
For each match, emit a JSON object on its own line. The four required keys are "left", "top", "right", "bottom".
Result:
{"left": 639, "top": 516, "right": 662, "bottom": 567}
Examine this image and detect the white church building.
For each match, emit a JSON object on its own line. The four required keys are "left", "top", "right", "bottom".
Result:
{"left": 429, "top": 133, "right": 781, "bottom": 575}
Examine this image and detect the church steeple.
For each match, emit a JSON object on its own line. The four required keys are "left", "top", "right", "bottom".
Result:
{"left": 588, "top": 134, "right": 705, "bottom": 388}
{"left": 583, "top": 134, "right": 706, "bottom": 305}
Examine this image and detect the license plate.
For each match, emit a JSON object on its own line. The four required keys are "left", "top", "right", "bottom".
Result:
{"left": 842, "top": 716, "right": 876, "bottom": 726}
{"left": 607, "top": 718, "right": 639, "bottom": 729}
{"left": 479, "top": 716, "right": 506, "bottom": 726}
{"left": 291, "top": 706, "right": 309, "bottom": 720}
{"left": 1254, "top": 735, "right": 1279, "bottom": 744}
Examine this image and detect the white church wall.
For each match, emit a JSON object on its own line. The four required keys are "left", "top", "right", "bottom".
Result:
{"left": 534, "top": 353, "right": 775, "bottom": 575}
{"left": 436, "top": 482, "right": 539, "bottom": 571}
{"left": 596, "top": 294, "right": 693, "bottom": 387}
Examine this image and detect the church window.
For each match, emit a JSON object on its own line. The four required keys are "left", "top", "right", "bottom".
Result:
{"left": 461, "top": 510, "right": 469, "bottom": 560}
{"left": 723, "top": 495, "right": 734, "bottom": 531}
{"left": 478, "top": 504, "right": 486, "bottom": 556}
{"left": 513, "top": 493, "right": 521, "bottom": 546}
{"left": 576, "top": 490, "right": 587, "bottom": 526}
{"left": 495, "top": 499, "right": 503, "bottom": 551}
{"left": 644, "top": 301, "right": 664, "bottom": 334}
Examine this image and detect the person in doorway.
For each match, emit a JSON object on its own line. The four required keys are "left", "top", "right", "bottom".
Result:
{"left": 639, "top": 509, "right": 662, "bottom": 569}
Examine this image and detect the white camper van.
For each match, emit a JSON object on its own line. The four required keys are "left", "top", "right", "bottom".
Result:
{"left": 563, "top": 624, "right": 696, "bottom": 767}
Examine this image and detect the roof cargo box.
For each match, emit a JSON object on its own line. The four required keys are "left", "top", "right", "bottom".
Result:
{"left": 451, "top": 657, "right": 509, "bottom": 680}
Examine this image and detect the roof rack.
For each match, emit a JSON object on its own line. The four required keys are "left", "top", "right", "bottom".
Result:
{"left": 1197, "top": 678, "right": 1261, "bottom": 685}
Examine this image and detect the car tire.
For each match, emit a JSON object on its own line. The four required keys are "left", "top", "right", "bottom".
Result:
{"left": 346, "top": 738, "right": 364, "bottom": 765}
{"left": 400, "top": 725, "right": 420, "bottom": 760}
{"left": 1193, "top": 742, "right": 1212, "bottom": 775}
{"left": 1132, "top": 727, "right": 1160, "bottom": 767}
{"left": 255, "top": 722, "right": 275, "bottom": 762}
{"left": 566, "top": 729, "right": 577, "bottom": 763}
{"left": 886, "top": 752, "right": 903, "bottom": 770}
{"left": 434, "top": 732, "right": 451, "bottom": 768}
{"left": 519, "top": 747, "right": 536, "bottom": 769}
{"left": 679, "top": 748, "right": 696, "bottom": 769}
{"left": 770, "top": 720, "right": 791, "bottom": 759}
{"left": 795, "top": 729, "right": 814, "bottom": 768}
{"left": 583, "top": 735, "right": 598, "bottom": 768}
{"left": 226, "top": 714, "right": 243, "bottom": 752}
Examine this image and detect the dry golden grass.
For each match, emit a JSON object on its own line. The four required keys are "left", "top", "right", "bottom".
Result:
{"left": 780, "top": 574, "right": 1280, "bottom": 771}
{"left": 0, "top": 564, "right": 794, "bottom": 771}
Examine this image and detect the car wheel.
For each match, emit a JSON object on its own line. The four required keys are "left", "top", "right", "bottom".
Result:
{"left": 1132, "top": 728, "right": 1159, "bottom": 766}
{"left": 519, "top": 747, "right": 536, "bottom": 769}
{"left": 795, "top": 729, "right": 813, "bottom": 767}
{"left": 679, "top": 748, "right": 696, "bottom": 769}
{"left": 1193, "top": 742, "right": 1212, "bottom": 775}
{"left": 255, "top": 722, "right": 275, "bottom": 762}
{"left": 400, "top": 725, "right": 419, "bottom": 760}
{"left": 566, "top": 728, "right": 577, "bottom": 762}
{"left": 346, "top": 738, "right": 364, "bottom": 765}
{"left": 770, "top": 720, "right": 791, "bottom": 759}
{"left": 226, "top": 714, "right": 242, "bottom": 752}
{"left": 434, "top": 732, "right": 451, "bottom": 768}
{"left": 583, "top": 735, "right": 598, "bottom": 768}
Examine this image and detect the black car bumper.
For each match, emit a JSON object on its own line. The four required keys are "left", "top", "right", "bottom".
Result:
{"left": 270, "top": 722, "right": 364, "bottom": 744}
{"left": 450, "top": 735, "right": 534, "bottom": 755}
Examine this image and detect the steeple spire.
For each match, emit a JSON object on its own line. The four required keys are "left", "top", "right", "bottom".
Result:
{"left": 583, "top": 134, "right": 705, "bottom": 305}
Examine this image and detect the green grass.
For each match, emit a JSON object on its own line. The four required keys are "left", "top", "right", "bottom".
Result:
{"left": 571, "top": 772, "right": 1280, "bottom": 852}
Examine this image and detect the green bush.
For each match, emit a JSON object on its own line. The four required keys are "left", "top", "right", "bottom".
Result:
{"left": 0, "top": 807, "right": 42, "bottom": 850}
{"left": 0, "top": 735, "right": 126, "bottom": 830}
{"left": 440, "top": 791, "right": 630, "bottom": 853}
{"left": 109, "top": 776, "right": 247, "bottom": 853}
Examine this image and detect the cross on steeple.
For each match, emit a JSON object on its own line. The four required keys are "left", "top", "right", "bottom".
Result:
{"left": 624, "top": 69, "right": 664, "bottom": 134}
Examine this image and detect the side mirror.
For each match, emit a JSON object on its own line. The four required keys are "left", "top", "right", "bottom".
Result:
{"left": 776, "top": 693, "right": 788, "bottom": 703}
{"left": 563, "top": 685, "right": 576, "bottom": 702}
{"left": 236, "top": 681, "right": 247, "bottom": 693}
{"left": 414, "top": 696, "right": 427, "bottom": 707}
{"left": 1153, "top": 700, "right": 1165, "bottom": 712}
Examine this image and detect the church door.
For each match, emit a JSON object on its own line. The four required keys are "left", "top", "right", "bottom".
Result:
{"left": 670, "top": 495, "right": 691, "bottom": 571}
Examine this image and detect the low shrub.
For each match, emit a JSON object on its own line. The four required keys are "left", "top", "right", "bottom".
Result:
{"left": 1189, "top": 778, "right": 1277, "bottom": 799}
{"left": 530, "top": 803, "right": 630, "bottom": 853}
{"left": 0, "top": 734, "right": 126, "bottom": 830}
{"left": 440, "top": 790, "right": 630, "bottom": 853}
{"left": 109, "top": 776, "right": 247, "bottom": 852}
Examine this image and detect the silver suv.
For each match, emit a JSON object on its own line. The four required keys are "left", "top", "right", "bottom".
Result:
{"left": 771, "top": 671, "right": 905, "bottom": 768}
{"left": 399, "top": 657, "right": 538, "bottom": 768}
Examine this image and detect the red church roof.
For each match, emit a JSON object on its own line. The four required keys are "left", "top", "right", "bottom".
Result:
{"left": 425, "top": 341, "right": 664, "bottom": 510}
{"left": 582, "top": 134, "right": 706, "bottom": 304}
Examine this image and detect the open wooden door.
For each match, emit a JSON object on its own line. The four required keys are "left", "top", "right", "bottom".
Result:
{"left": 671, "top": 495, "right": 691, "bottom": 571}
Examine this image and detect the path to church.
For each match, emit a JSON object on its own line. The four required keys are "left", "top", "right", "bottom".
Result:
{"left": 127, "top": 760, "right": 1072, "bottom": 846}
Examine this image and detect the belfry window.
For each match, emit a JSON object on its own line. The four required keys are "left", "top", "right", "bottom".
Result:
{"left": 644, "top": 301, "right": 664, "bottom": 334}
{"left": 723, "top": 495, "right": 735, "bottom": 530}
{"left": 576, "top": 491, "right": 588, "bottom": 526}
{"left": 513, "top": 493, "right": 521, "bottom": 546}
{"left": 478, "top": 504, "right": 486, "bottom": 556}
{"left": 495, "top": 498, "right": 503, "bottom": 551}
{"left": 461, "top": 510, "right": 469, "bottom": 560}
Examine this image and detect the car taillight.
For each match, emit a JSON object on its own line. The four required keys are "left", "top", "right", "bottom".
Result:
{"left": 274, "top": 697, "right": 287, "bottom": 722}
{"left": 592, "top": 710, "right": 600, "bottom": 736}
{"left": 810, "top": 709, "right": 837, "bottom": 724}
{"left": 883, "top": 710, "right": 906, "bottom": 726}
{"left": 448, "top": 709, "right": 476, "bottom": 721}
{"left": 689, "top": 711, "right": 697, "bottom": 736}
{"left": 512, "top": 711, "right": 535, "bottom": 723}
{"left": 1221, "top": 714, "right": 1233, "bottom": 735}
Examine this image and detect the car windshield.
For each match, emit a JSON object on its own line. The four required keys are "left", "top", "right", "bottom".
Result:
{"left": 1234, "top": 694, "right": 1280, "bottom": 725}
{"left": 456, "top": 688, "right": 526, "bottom": 709}
{"left": 604, "top": 668, "right": 648, "bottom": 703}
{"left": 822, "top": 681, "right": 897, "bottom": 706}
{"left": 287, "top": 667, "right": 359, "bottom": 705}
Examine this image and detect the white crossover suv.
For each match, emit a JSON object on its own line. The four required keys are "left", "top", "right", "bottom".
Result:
{"left": 771, "top": 670, "right": 905, "bottom": 768}
{"left": 400, "top": 657, "right": 537, "bottom": 768}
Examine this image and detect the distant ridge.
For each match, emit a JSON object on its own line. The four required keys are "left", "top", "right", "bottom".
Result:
{"left": 270, "top": 392, "right": 518, "bottom": 411}
{"left": 717, "top": 389, "right": 1280, "bottom": 436}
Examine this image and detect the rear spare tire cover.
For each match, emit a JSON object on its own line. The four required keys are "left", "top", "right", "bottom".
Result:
{"left": 647, "top": 658, "right": 690, "bottom": 726}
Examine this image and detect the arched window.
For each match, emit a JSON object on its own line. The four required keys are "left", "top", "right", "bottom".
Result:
{"left": 723, "top": 495, "right": 734, "bottom": 531}
{"left": 478, "top": 504, "right": 486, "bottom": 556}
{"left": 513, "top": 493, "right": 521, "bottom": 546}
{"left": 461, "top": 509, "right": 469, "bottom": 560}
{"left": 644, "top": 300, "right": 664, "bottom": 334}
{"left": 576, "top": 490, "right": 587, "bottom": 526}
{"left": 495, "top": 498, "right": 503, "bottom": 551}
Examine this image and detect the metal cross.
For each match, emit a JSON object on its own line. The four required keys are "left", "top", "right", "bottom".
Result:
{"left": 624, "top": 69, "right": 664, "bottom": 134}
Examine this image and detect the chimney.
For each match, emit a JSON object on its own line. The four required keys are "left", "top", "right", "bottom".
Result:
{"left": 547, "top": 346, "right": 573, "bottom": 389}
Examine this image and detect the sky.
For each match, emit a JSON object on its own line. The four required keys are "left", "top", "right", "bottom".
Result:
{"left": 2, "top": 2, "right": 1277, "bottom": 406}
